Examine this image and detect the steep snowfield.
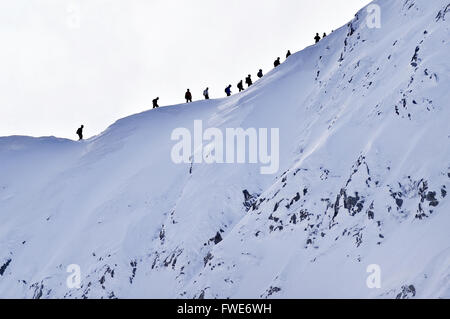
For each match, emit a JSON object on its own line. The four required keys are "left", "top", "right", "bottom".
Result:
{"left": 0, "top": 0, "right": 449, "bottom": 299}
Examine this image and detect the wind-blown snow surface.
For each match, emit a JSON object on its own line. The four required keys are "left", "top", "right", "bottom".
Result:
{"left": 1, "top": 0, "right": 449, "bottom": 299}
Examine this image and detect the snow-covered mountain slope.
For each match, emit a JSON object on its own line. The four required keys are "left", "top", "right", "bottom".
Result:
{"left": 1, "top": 0, "right": 449, "bottom": 299}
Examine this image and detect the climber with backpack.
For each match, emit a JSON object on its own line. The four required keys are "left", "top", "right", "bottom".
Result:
{"left": 76, "top": 125, "right": 84, "bottom": 141}
{"left": 185, "top": 89, "right": 192, "bottom": 103}
{"left": 203, "top": 87, "right": 210, "bottom": 100}
{"left": 257, "top": 69, "right": 263, "bottom": 79}
{"left": 245, "top": 75, "right": 253, "bottom": 87}
{"left": 274, "top": 57, "right": 281, "bottom": 67}
{"left": 225, "top": 85, "right": 232, "bottom": 97}
{"left": 152, "top": 97, "right": 159, "bottom": 108}
{"left": 237, "top": 80, "right": 244, "bottom": 92}
{"left": 286, "top": 50, "right": 291, "bottom": 58}
{"left": 314, "top": 33, "right": 321, "bottom": 43}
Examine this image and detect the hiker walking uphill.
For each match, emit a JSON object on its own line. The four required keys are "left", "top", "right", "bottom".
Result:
{"left": 237, "top": 80, "right": 244, "bottom": 92}
{"left": 76, "top": 125, "right": 84, "bottom": 141}
{"left": 185, "top": 89, "right": 192, "bottom": 103}
{"left": 286, "top": 50, "right": 291, "bottom": 58}
{"left": 245, "top": 74, "right": 253, "bottom": 87}
{"left": 257, "top": 69, "right": 263, "bottom": 78}
{"left": 152, "top": 97, "right": 159, "bottom": 109}
{"left": 203, "top": 87, "right": 209, "bottom": 100}
{"left": 323, "top": 32, "right": 327, "bottom": 38}
{"left": 274, "top": 57, "right": 281, "bottom": 67}
{"left": 225, "top": 85, "right": 232, "bottom": 97}
{"left": 314, "top": 33, "right": 321, "bottom": 43}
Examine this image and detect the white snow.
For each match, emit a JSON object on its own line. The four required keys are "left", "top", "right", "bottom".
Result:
{"left": 0, "top": 0, "right": 449, "bottom": 299}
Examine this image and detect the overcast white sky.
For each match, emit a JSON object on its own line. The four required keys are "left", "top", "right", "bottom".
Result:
{"left": 0, "top": 0, "right": 371, "bottom": 139}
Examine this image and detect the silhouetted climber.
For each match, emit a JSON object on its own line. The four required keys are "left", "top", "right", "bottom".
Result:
{"left": 185, "top": 89, "right": 192, "bottom": 103}
{"left": 152, "top": 97, "right": 159, "bottom": 108}
{"left": 245, "top": 74, "right": 253, "bottom": 87}
{"left": 225, "top": 85, "right": 232, "bottom": 96}
{"left": 286, "top": 50, "right": 291, "bottom": 58}
{"left": 314, "top": 33, "right": 321, "bottom": 43}
{"left": 203, "top": 87, "right": 209, "bottom": 100}
{"left": 323, "top": 32, "right": 327, "bottom": 38}
{"left": 257, "top": 69, "right": 263, "bottom": 78}
{"left": 237, "top": 80, "right": 244, "bottom": 92}
{"left": 76, "top": 125, "right": 84, "bottom": 141}
{"left": 274, "top": 57, "right": 281, "bottom": 67}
